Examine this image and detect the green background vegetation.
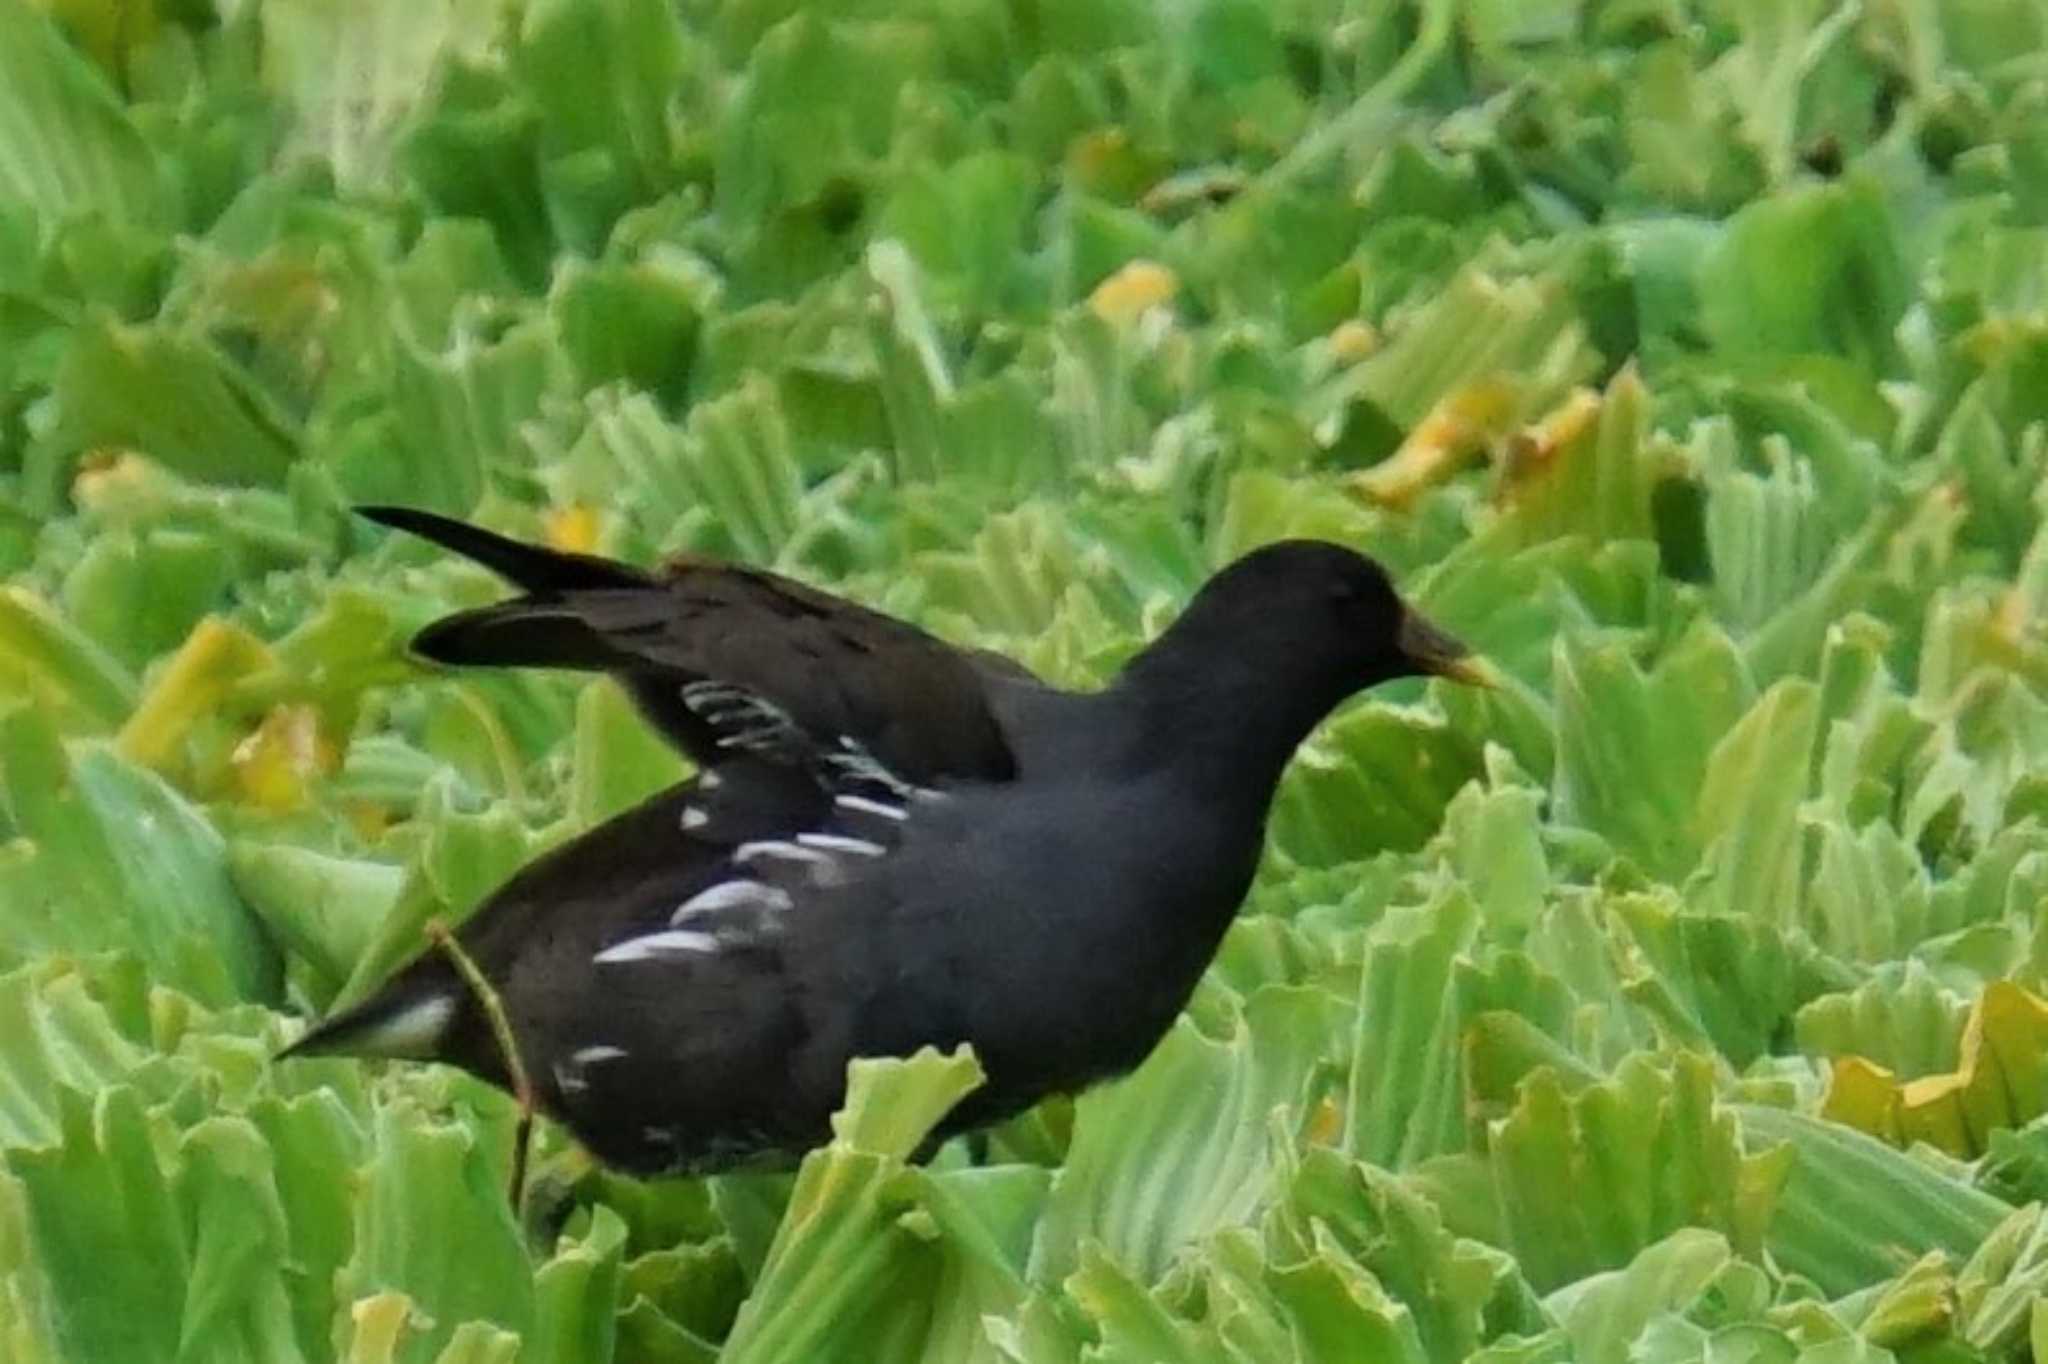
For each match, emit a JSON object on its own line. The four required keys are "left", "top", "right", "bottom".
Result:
{"left": 6, "top": 0, "right": 2048, "bottom": 1358}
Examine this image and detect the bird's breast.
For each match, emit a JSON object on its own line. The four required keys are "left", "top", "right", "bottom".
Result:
{"left": 830, "top": 774, "right": 1268, "bottom": 1098}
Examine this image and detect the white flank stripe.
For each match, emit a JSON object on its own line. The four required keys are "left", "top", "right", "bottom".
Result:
{"left": 671, "top": 880, "right": 793, "bottom": 925}
{"left": 835, "top": 794, "right": 907, "bottom": 821}
{"left": 734, "top": 839, "right": 835, "bottom": 869}
{"left": 593, "top": 930, "right": 721, "bottom": 963}
{"left": 682, "top": 681, "right": 741, "bottom": 707}
{"left": 797, "top": 832, "right": 886, "bottom": 857}
{"left": 572, "top": 1044, "right": 628, "bottom": 1065}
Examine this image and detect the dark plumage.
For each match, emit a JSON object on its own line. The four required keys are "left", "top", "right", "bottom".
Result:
{"left": 286, "top": 508, "right": 1491, "bottom": 1175}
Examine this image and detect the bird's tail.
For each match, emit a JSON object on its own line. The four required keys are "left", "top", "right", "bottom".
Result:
{"left": 358, "top": 505, "right": 649, "bottom": 594}
{"left": 360, "top": 505, "right": 663, "bottom": 672}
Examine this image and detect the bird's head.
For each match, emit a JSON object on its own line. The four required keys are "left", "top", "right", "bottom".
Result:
{"left": 1143, "top": 540, "right": 1498, "bottom": 701}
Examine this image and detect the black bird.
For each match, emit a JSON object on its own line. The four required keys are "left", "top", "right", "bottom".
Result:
{"left": 286, "top": 507, "right": 1492, "bottom": 1177}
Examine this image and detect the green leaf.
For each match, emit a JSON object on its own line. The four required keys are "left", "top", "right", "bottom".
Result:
{"left": 551, "top": 254, "right": 704, "bottom": 406}
{"left": 0, "top": 586, "right": 139, "bottom": 734}
{"left": 1700, "top": 445, "right": 1835, "bottom": 632}
{"left": 1260, "top": 1247, "right": 1431, "bottom": 1364}
{"left": 0, "top": 0, "right": 163, "bottom": 233}
{"left": 1687, "top": 678, "right": 1820, "bottom": 928}
{"left": 247, "top": 1086, "right": 371, "bottom": 1359}
{"left": 1543, "top": 1229, "right": 1735, "bottom": 1364}
{"left": 60, "top": 527, "right": 233, "bottom": 673}
{"left": 339, "top": 1100, "right": 536, "bottom": 1363}
{"left": 1735, "top": 1103, "right": 2013, "bottom": 1295}
{"left": 330, "top": 782, "right": 544, "bottom": 1011}
{"left": 719, "top": 1046, "right": 998, "bottom": 1364}
{"left": 1794, "top": 963, "right": 1970, "bottom": 1079}
{"left": 362, "top": 320, "right": 564, "bottom": 514}
{"left": 1033, "top": 987, "right": 1340, "bottom": 1285}
{"left": 1268, "top": 1148, "right": 1546, "bottom": 1361}
{"left": 674, "top": 374, "right": 807, "bottom": 564}
{"left": 6, "top": 1087, "right": 189, "bottom": 1364}
{"left": 567, "top": 679, "right": 690, "bottom": 830}
{"left": 1270, "top": 702, "right": 1486, "bottom": 865}
{"left": 47, "top": 317, "right": 300, "bottom": 490}
{"left": 1552, "top": 622, "right": 1753, "bottom": 881}
{"left": 876, "top": 152, "right": 1040, "bottom": 316}
{"left": 1612, "top": 896, "right": 1836, "bottom": 1068}
{"left": 526, "top": 1204, "right": 627, "bottom": 1364}
{"left": 263, "top": 0, "right": 503, "bottom": 193}
{"left": 1955, "top": 1203, "right": 2048, "bottom": 1354}
{"left": 174, "top": 1116, "right": 306, "bottom": 1361}
{"left": 1436, "top": 758, "right": 1549, "bottom": 940}
{"left": 515, "top": 0, "right": 692, "bottom": 247}
{"left": 1697, "top": 178, "right": 1909, "bottom": 371}
{"left": 0, "top": 709, "right": 279, "bottom": 1005}
{"left": 829, "top": 1046, "right": 985, "bottom": 1160}
{"left": 229, "top": 843, "right": 405, "bottom": 1004}
{"left": 1324, "top": 267, "right": 1599, "bottom": 451}
{"left": 1488, "top": 1054, "right": 1791, "bottom": 1292}
{"left": 712, "top": 12, "right": 941, "bottom": 234}
{"left": 1341, "top": 893, "right": 1481, "bottom": 1168}
{"left": 0, "top": 962, "right": 146, "bottom": 1149}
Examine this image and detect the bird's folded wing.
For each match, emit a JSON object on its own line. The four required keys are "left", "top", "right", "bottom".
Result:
{"left": 360, "top": 505, "right": 1021, "bottom": 784}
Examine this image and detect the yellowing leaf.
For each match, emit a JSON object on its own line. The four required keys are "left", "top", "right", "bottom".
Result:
{"left": 116, "top": 617, "right": 274, "bottom": 775}
{"left": 341, "top": 1291, "right": 419, "bottom": 1364}
{"left": 68, "top": 449, "right": 155, "bottom": 510}
{"left": 1821, "top": 981, "right": 2048, "bottom": 1157}
{"left": 1820, "top": 1056, "right": 1904, "bottom": 1142}
{"left": 1858, "top": 1253, "right": 1956, "bottom": 1347}
{"left": 1503, "top": 387, "right": 1602, "bottom": 476}
{"left": 229, "top": 704, "right": 339, "bottom": 812}
{"left": 543, "top": 502, "right": 603, "bottom": 554}
{"left": 1326, "top": 319, "right": 1379, "bottom": 363}
{"left": 1349, "top": 379, "right": 1520, "bottom": 509}
{"left": 1065, "top": 128, "right": 1164, "bottom": 201}
{"left": 1087, "top": 259, "right": 1178, "bottom": 325}
{"left": 1493, "top": 369, "right": 1661, "bottom": 547}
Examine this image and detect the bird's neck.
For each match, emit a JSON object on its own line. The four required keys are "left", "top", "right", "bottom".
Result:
{"left": 1112, "top": 641, "right": 1349, "bottom": 807}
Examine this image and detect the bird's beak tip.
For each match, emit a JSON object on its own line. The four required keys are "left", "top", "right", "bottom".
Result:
{"left": 1396, "top": 610, "right": 1499, "bottom": 689}
{"left": 1434, "top": 653, "right": 1503, "bottom": 690}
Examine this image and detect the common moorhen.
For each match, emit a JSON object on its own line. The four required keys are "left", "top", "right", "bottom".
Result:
{"left": 285, "top": 507, "right": 1492, "bottom": 1178}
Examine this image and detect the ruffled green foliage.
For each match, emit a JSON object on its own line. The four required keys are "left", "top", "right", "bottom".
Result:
{"left": 7, "top": 0, "right": 2048, "bottom": 1357}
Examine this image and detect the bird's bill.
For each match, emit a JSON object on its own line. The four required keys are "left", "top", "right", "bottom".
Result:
{"left": 1396, "top": 610, "right": 1501, "bottom": 688}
